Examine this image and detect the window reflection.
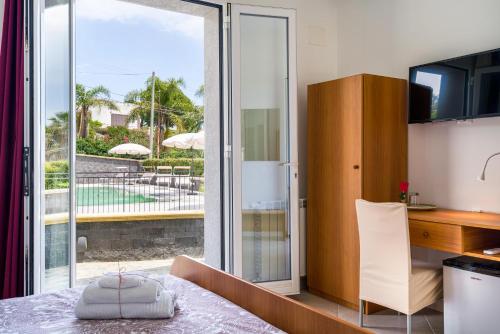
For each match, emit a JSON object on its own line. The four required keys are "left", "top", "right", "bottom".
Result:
{"left": 415, "top": 71, "right": 442, "bottom": 119}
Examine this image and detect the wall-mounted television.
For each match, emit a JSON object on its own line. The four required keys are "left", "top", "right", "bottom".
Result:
{"left": 409, "top": 48, "right": 500, "bottom": 123}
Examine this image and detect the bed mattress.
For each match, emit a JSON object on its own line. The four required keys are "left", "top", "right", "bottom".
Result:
{"left": 0, "top": 274, "right": 284, "bottom": 333}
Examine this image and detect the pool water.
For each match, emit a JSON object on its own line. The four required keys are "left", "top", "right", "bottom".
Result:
{"left": 77, "top": 187, "right": 155, "bottom": 206}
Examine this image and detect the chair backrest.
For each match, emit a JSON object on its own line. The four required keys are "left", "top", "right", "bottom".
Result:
{"left": 355, "top": 199, "right": 412, "bottom": 307}
{"left": 173, "top": 166, "right": 191, "bottom": 176}
{"left": 157, "top": 166, "right": 173, "bottom": 175}
{"left": 142, "top": 165, "right": 156, "bottom": 173}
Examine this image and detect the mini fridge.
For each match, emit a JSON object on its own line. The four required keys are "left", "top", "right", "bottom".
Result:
{"left": 443, "top": 256, "right": 500, "bottom": 334}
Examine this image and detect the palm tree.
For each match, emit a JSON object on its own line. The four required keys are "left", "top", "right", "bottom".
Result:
{"left": 125, "top": 76, "right": 201, "bottom": 156}
{"left": 45, "top": 111, "right": 69, "bottom": 160}
{"left": 76, "top": 84, "right": 118, "bottom": 138}
{"left": 195, "top": 85, "right": 204, "bottom": 99}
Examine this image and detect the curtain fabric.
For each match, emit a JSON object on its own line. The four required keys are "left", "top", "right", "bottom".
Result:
{"left": 0, "top": 0, "right": 25, "bottom": 299}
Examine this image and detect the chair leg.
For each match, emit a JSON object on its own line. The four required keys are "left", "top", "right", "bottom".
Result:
{"left": 359, "top": 299, "right": 364, "bottom": 327}
{"left": 407, "top": 314, "right": 412, "bottom": 334}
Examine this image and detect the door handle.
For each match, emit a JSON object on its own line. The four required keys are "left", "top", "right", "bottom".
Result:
{"left": 279, "top": 161, "right": 298, "bottom": 167}
{"left": 23, "top": 147, "right": 30, "bottom": 196}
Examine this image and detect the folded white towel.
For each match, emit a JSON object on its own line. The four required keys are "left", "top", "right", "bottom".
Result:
{"left": 75, "top": 289, "right": 177, "bottom": 319}
{"left": 83, "top": 278, "right": 164, "bottom": 304}
{"left": 98, "top": 273, "right": 147, "bottom": 289}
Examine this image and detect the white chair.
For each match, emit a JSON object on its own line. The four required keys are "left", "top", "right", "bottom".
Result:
{"left": 355, "top": 199, "right": 443, "bottom": 334}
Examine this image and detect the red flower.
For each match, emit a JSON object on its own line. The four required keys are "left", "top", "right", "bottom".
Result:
{"left": 400, "top": 181, "right": 409, "bottom": 192}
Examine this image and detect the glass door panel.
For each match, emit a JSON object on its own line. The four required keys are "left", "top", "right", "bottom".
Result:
{"left": 40, "top": 0, "right": 73, "bottom": 292}
{"left": 240, "top": 14, "right": 289, "bottom": 283}
{"left": 231, "top": 5, "right": 299, "bottom": 294}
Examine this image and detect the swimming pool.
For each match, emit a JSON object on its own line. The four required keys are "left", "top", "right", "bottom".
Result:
{"left": 77, "top": 186, "right": 155, "bottom": 206}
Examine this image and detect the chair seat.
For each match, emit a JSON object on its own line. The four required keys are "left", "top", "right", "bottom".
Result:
{"left": 409, "top": 265, "right": 443, "bottom": 315}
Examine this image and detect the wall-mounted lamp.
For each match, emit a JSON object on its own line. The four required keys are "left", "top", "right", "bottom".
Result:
{"left": 478, "top": 152, "right": 500, "bottom": 181}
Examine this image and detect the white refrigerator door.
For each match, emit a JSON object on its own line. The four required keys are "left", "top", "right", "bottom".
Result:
{"left": 444, "top": 266, "right": 500, "bottom": 334}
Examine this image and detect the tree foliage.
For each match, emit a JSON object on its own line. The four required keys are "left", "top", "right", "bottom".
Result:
{"left": 76, "top": 84, "right": 118, "bottom": 138}
{"left": 125, "top": 76, "right": 203, "bottom": 142}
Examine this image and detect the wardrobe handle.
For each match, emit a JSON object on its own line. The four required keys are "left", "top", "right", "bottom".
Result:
{"left": 353, "top": 165, "right": 360, "bottom": 170}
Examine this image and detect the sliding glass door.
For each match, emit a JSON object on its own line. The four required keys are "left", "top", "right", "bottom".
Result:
{"left": 229, "top": 5, "right": 299, "bottom": 294}
{"left": 29, "top": 0, "right": 298, "bottom": 295}
{"left": 29, "top": 0, "right": 223, "bottom": 293}
{"left": 32, "top": 0, "right": 76, "bottom": 292}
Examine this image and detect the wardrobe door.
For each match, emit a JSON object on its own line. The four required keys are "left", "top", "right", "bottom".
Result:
{"left": 362, "top": 75, "right": 407, "bottom": 203}
{"left": 307, "top": 75, "right": 363, "bottom": 306}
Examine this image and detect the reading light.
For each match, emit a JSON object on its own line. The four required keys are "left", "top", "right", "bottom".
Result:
{"left": 479, "top": 152, "right": 500, "bottom": 181}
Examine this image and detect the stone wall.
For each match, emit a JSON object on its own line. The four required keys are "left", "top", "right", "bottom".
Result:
{"left": 76, "top": 154, "right": 142, "bottom": 176}
{"left": 45, "top": 189, "right": 70, "bottom": 214}
{"left": 45, "top": 223, "right": 69, "bottom": 269}
{"left": 44, "top": 218, "right": 204, "bottom": 269}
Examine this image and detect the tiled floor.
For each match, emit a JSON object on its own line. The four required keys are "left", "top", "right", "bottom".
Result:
{"left": 291, "top": 291, "right": 443, "bottom": 334}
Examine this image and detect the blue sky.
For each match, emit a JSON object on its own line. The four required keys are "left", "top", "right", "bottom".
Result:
{"left": 75, "top": 0, "right": 204, "bottom": 105}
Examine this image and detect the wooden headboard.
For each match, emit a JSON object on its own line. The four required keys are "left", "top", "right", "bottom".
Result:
{"left": 171, "top": 256, "right": 372, "bottom": 334}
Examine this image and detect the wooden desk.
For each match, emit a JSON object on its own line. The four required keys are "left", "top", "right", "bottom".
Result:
{"left": 408, "top": 209, "right": 500, "bottom": 262}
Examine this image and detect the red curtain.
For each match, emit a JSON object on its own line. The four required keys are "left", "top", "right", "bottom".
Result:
{"left": 0, "top": 0, "right": 25, "bottom": 299}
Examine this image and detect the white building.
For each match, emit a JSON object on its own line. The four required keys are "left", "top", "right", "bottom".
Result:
{"left": 91, "top": 101, "right": 140, "bottom": 129}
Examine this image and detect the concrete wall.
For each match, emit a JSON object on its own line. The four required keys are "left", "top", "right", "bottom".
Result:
{"left": 45, "top": 223, "right": 69, "bottom": 269}
{"left": 45, "top": 189, "right": 69, "bottom": 214}
{"left": 45, "top": 218, "right": 204, "bottom": 268}
{"left": 76, "top": 154, "right": 141, "bottom": 175}
{"left": 77, "top": 218, "right": 204, "bottom": 262}
{"left": 334, "top": 0, "right": 500, "bottom": 214}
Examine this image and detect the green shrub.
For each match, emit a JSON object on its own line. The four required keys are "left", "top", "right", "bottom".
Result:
{"left": 142, "top": 158, "right": 204, "bottom": 176}
{"left": 159, "top": 148, "right": 203, "bottom": 159}
{"left": 105, "top": 126, "right": 130, "bottom": 146}
{"left": 45, "top": 161, "right": 69, "bottom": 190}
{"left": 76, "top": 138, "right": 112, "bottom": 156}
{"left": 126, "top": 129, "right": 149, "bottom": 148}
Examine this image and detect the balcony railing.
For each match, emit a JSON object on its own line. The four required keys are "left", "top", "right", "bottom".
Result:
{"left": 45, "top": 172, "right": 204, "bottom": 214}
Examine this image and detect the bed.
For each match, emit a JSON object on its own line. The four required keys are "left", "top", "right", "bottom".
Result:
{"left": 0, "top": 256, "right": 371, "bottom": 333}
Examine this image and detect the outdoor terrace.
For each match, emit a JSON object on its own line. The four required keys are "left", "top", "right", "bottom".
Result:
{"left": 44, "top": 167, "right": 205, "bottom": 291}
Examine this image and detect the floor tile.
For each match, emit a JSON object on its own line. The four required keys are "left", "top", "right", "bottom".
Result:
{"left": 290, "top": 291, "right": 339, "bottom": 316}
{"left": 350, "top": 307, "right": 433, "bottom": 334}
{"left": 293, "top": 291, "right": 443, "bottom": 334}
{"left": 423, "top": 309, "right": 444, "bottom": 334}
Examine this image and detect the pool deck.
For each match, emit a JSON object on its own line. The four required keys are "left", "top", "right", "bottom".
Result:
{"left": 76, "top": 183, "right": 204, "bottom": 214}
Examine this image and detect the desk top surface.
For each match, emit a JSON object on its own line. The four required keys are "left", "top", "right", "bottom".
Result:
{"left": 408, "top": 209, "right": 500, "bottom": 231}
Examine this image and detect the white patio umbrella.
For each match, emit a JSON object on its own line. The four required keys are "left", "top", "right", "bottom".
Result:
{"left": 161, "top": 131, "right": 204, "bottom": 150}
{"left": 108, "top": 143, "right": 151, "bottom": 156}
{"left": 108, "top": 143, "right": 151, "bottom": 173}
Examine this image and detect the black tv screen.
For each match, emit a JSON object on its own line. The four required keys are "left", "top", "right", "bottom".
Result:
{"left": 409, "top": 48, "right": 500, "bottom": 123}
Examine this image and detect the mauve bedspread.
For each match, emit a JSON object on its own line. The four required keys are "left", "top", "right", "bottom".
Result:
{"left": 0, "top": 275, "right": 284, "bottom": 334}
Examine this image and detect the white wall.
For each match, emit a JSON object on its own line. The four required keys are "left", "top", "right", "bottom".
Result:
{"left": 335, "top": 0, "right": 500, "bottom": 213}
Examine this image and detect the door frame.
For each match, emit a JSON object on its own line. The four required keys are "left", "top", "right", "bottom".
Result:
{"left": 229, "top": 4, "right": 299, "bottom": 295}
{"left": 25, "top": 0, "right": 227, "bottom": 294}
{"left": 28, "top": 0, "right": 77, "bottom": 293}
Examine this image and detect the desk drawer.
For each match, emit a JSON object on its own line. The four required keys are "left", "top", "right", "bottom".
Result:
{"left": 409, "top": 220, "right": 462, "bottom": 253}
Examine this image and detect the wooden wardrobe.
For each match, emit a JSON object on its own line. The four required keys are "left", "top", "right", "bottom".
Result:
{"left": 306, "top": 74, "right": 408, "bottom": 311}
